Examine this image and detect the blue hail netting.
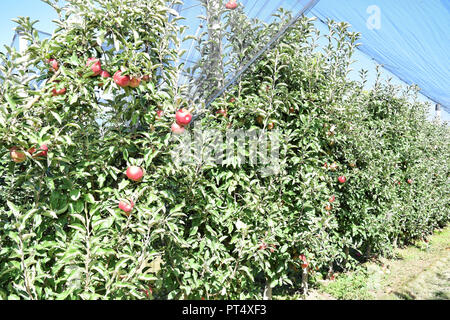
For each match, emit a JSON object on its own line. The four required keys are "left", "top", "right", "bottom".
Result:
{"left": 309, "top": 0, "right": 450, "bottom": 113}
{"left": 7, "top": 1, "right": 449, "bottom": 114}
{"left": 176, "top": 0, "right": 449, "bottom": 112}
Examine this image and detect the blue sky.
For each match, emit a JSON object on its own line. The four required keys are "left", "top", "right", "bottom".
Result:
{"left": 0, "top": 0, "right": 60, "bottom": 48}
{"left": 1, "top": 0, "right": 448, "bottom": 121}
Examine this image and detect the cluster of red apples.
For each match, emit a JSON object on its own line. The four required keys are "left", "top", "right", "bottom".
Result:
{"left": 47, "top": 57, "right": 151, "bottom": 95}
{"left": 118, "top": 108, "right": 193, "bottom": 214}
{"left": 9, "top": 145, "right": 49, "bottom": 163}
{"left": 118, "top": 166, "right": 144, "bottom": 215}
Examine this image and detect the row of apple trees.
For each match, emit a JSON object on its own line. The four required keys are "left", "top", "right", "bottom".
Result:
{"left": 0, "top": 0, "right": 448, "bottom": 299}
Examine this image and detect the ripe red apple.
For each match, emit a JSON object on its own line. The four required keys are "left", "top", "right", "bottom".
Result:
{"left": 216, "top": 109, "right": 227, "bottom": 117}
{"left": 156, "top": 110, "right": 164, "bottom": 119}
{"left": 118, "top": 199, "right": 134, "bottom": 215}
{"left": 98, "top": 70, "right": 111, "bottom": 87}
{"left": 129, "top": 77, "right": 141, "bottom": 88}
{"left": 229, "top": 97, "right": 236, "bottom": 103}
{"left": 86, "top": 57, "right": 102, "bottom": 76}
{"left": 407, "top": 178, "right": 413, "bottom": 184}
{"left": 225, "top": 0, "right": 238, "bottom": 10}
{"left": 29, "top": 144, "right": 48, "bottom": 158}
{"left": 299, "top": 255, "right": 308, "bottom": 269}
{"left": 100, "top": 70, "right": 111, "bottom": 78}
{"left": 113, "top": 70, "right": 130, "bottom": 87}
{"left": 52, "top": 87, "right": 66, "bottom": 96}
{"left": 325, "top": 204, "right": 332, "bottom": 211}
{"left": 171, "top": 122, "right": 185, "bottom": 134}
{"left": 48, "top": 59, "right": 59, "bottom": 72}
{"left": 175, "top": 108, "right": 192, "bottom": 126}
{"left": 329, "top": 195, "right": 335, "bottom": 203}
{"left": 338, "top": 176, "right": 346, "bottom": 184}
{"left": 126, "top": 166, "right": 144, "bottom": 182}
{"left": 10, "top": 147, "right": 26, "bottom": 163}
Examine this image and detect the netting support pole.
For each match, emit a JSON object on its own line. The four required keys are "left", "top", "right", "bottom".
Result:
{"left": 435, "top": 104, "right": 441, "bottom": 124}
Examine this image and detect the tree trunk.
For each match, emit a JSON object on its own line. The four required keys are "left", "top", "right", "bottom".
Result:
{"left": 327, "top": 261, "right": 334, "bottom": 279}
{"left": 263, "top": 280, "right": 272, "bottom": 300}
{"left": 344, "top": 246, "right": 350, "bottom": 269}
{"left": 302, "top": 268, "right": 308, "bottom": 298}
{"left": 365, "top": 243, "right": 372, "bottom": 259}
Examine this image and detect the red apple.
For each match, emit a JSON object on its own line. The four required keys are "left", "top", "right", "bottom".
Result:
{"left": 225, "top": 0, "right": 238, "bottom": 10}
{"left": 28, "top": 147, "right": 36, "bottom": 155}
{"left": 98, "top": 70, "right": 111, "bottom": 87}
{"left": 338, "top": 176, "right": 346, "bottom": 184}
{"left": 407, "top": 179, "right": 413, "bottom": 184}
{"left": 299, "top": 254, "right": 308, "bottom": 269}
{"left": 29, "top": 144, "right": 48, "bottom": 158}
{"left": 329, "top": 195, "right": 335, "bottom": 203}
{"left": 156, "top": 110, "right": 164, "bottom": 119}
{"left": 10, "top": 147, "right": 26, "bottom": 163}
{"left": 216, "top": 109, "right": 227, "bottom": 117}
{"left": 325, "top": 204, "right": 332, "bottom": 211}
{"left": 129, "top": 77, "right": 141, "bottom": 88}
{"left": 48, "top": 59, "right": 59, "bottom": 72}
{"left": 126, "top": 166, "right": 144, "bottom": 182}
{"left": 118, "top": 199, "right": 134, "bottom": 215}
{"left": 52, "top": 87, "right": 66, "bottom": 96}
{"left": 175, "top": 108, "right": 192, "bottom": 126}
{"left": 229, "top": 97, "right": 236, "bottom": 103}
{"left": 171, "top": 122, "right": 185, "bottom": 134}
{"left": 113, "top": 70, "right": 130, "bottom": 87}
{"left": 86, "top": 57, "right": 102, "bottom": 76}
{"left": 100, "top": 70, "right": 111, "bottom": 78}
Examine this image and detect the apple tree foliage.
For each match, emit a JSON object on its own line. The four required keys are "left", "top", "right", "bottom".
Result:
{"left": 0, "top": 0, "right": 449, "bottom": 299}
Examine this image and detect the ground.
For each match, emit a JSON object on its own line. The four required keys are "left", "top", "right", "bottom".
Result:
{"left": 276, "top": 226, "right": 450, "bottom": 300}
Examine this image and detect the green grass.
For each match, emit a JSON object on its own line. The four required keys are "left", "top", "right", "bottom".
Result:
{"left": 303, "top": 226, "right": 450, "bottom": 300}
{"left": 319, "top": 269, "right": 374, "bottom": 300}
